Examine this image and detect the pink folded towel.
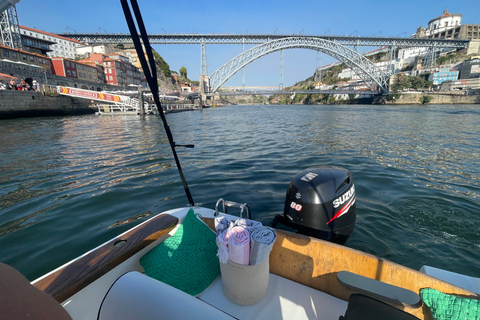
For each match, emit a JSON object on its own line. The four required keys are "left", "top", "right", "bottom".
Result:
{"left": 226, "top": 226, "right": 250, "bottom": 265}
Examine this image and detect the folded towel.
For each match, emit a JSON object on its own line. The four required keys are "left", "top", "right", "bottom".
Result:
{"left": 216, "top": 230, "right": 229, "bottom": 264}
{"left": 227, "top": 226, "right": 250, "bottom": 265}
{"left": 249, "top": 226, "right": 277, "bottom": 265}
{"left": 215, "top": 216, "right": 275, "bottom": 266}
{"left": 234, "top": 218, "right": 262, "bottom": 232}
{"left": 214, "top": 216, "right": 232, "bottom": 234}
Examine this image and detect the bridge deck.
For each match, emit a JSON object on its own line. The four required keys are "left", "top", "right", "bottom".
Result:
{"left": 59, "top": 34, "right": 469, "bottom": 48}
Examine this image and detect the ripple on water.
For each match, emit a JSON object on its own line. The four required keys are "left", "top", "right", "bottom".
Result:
{"left": 0, "top": 105, "right": 479, "bottom": 279}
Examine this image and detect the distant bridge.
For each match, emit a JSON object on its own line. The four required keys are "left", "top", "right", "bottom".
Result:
{"left": 61, "top": 33, "right": 470, "bottom": 95}
{"left": 218, "top": 89, "right": 377, "bottom": 96}
{"left": 60, "top": 33, "right": 469, "bottom": 49}
{"left": 188, "top": 88, "right": 376, "bottom": 98}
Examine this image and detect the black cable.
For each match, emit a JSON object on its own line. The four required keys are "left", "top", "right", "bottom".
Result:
{"left": 120, "top": 0, "right": 195, "bottom": 206}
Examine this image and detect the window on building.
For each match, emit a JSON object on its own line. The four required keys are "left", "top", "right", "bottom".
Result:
{"left": 66, "top": 61, "right": 70, "bottom": 67}
{"left": 30, "top": 56, "right": 34, "bottom": 62}
{"left": 72, "top": 71, "right": 76, "bottom": 77}
{"left": 67, "top": 70, "right": 71, "bottom": 76}
{"left": 3, "top": 50, "right": 9, "bottom": 57}
{"left": 79, "top": 73, "right": 82, "bottom": 78}
{"left": 22, "top": 54, "right": 27, "bottom": 61}
{"left": 11, "top": 52, "right": 17, "bottom": 59}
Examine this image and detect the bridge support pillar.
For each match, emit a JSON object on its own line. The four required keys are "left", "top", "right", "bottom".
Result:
{"left": 138, "top": 86, "right": 145, "bottom": 115}
{"left": 199, "top": 74, "right": 211, "bottom": 94}
{"left": 199, "top": 74, "right": 212, "bottom": 107}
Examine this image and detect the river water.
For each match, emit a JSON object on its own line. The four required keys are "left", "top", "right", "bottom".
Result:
{"left": 0, "top": 104, "right": 479, "bottom": 281}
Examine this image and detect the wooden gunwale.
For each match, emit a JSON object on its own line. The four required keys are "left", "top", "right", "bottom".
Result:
{"left": 31, "top": 214, "right": 478, "bottom": 320}
{"left": 268, "top": 229, "right": 479, "bottom": 320}
{"left": 33, "top": 213, "right": 178, "bottom": 303}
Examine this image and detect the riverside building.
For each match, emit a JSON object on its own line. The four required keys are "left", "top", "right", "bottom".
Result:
{"left": 19, "top": 26, "right": 84, "bottom": 60}
{"left": 50, "top": 57, "right": 98, "bottom": 82}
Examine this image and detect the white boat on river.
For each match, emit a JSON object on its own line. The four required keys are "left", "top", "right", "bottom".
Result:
{"left": 1, "top": 204, "right": 479, "bottom": 320}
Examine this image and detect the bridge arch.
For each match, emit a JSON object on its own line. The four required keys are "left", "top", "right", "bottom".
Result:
{"left": 209, "top": 37, "right": 390, "bottom": 93}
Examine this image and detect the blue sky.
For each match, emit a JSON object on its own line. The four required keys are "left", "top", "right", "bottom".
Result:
{"left": 15, "top": 0, "right": 480, "bottom": 87}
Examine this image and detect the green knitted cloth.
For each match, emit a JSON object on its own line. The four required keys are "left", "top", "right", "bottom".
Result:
{"left": 420, "top": 288, "right": 480, "bottom": 320}
{"left": 140, "top": 209, "right": 220, "bottom": 296}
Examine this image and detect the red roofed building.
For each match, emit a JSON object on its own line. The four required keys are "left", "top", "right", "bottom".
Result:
{"left": 0, "top": 44, "right": 52, "bottom": 74}
{"left": 102, "top": 54, "right": 142, "bottom": 87}
{"left": 78, "top": 58, "right": 106, "bottom": 84}
{"left": 51, "top": 57, "right": 97, "bottom": 81}
{"left": 19, "top": 26, "right": 85, "bottom": 60}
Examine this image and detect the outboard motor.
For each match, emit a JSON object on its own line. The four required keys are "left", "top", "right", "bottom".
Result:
{"left": 270, "top": 166, "right": 356, "bottom": 244}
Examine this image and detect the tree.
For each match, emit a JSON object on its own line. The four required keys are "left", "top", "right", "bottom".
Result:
{"left": 391, "top": 74, "right": 431, "bottom": 92}
{"left": 179, "top": 66, "right": 187, "bottom": 79}
{"left": 151, "top": 50, "right": 171, "bottom": 77}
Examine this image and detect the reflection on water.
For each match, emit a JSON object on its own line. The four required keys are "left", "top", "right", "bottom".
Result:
{"left": 0, "top": 104, "right": 479, "bottom": 280}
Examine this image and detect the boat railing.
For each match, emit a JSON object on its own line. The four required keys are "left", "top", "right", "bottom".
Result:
{"left": 215, "top": 198, "right": 252, "bottom": 219}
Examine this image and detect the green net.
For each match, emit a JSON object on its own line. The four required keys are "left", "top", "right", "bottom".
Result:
{"left": 420, "top": 288, "right": 480, "bottom": 320}
{"left": 140, "top": 209, "right": 220, "bottom": 296}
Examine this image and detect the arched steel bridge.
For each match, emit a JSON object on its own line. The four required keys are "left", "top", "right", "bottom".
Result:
{"left": 62, "top": 33, "right": 469, "bottom": 94}
{"left": 209, "top": 37, "right": 390, "bottom": 93}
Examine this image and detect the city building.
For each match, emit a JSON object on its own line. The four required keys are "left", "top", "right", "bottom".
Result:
{"left": 122, "top": 48, "right": 142, "bottom": 69}
{"left": 78, "top": 59, "right": 106, "bottom": 84}
{"left": 441, "top": 78, "right": 480, "bottom": 91}
{"left": 19, "top": 26, "right": 84, "bottom": 59}
{"left": 19, "top": 28, "right": 55, "bottom": 56}
{"left": 0, "top": 44, "right": 52, "bottom": 74}
{"left": 179, "top": 83, "right": 193, "bottom": 94}
{"left": 104, "top": 53, "right": 141, "bottom": 86}
{"left": 51, "top": 57, "right": 97, "bottom": 81}
{"left": 397, "top": 47, "right": 429, "bottom": 60}
{"left": 103, "top": 58, "right": 125, "bottom": 86}
{"left": 88, "top": 53, "right": 109, "bottom": 65}
{"left": 459, "top": 57, "right": 480, "bottom": 79}
{"left": 75, "top": 44, "right": 117, "bottom": 58}
{"left": 428, "top": 68, "right": 459, "bottom": 85}
{"left": 414, "top": 10, "right": 479, "bottom": 41}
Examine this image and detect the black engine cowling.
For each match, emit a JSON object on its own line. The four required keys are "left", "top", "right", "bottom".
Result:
{"left": 271, "top": 166, "right": 356, "bottom": 244}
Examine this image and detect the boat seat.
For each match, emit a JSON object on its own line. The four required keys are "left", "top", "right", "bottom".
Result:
{"left": 339, "top": 293, "right": 420, "bottom": 320}
{"left": 420, "top": 265, "right": 480, "bottom": 295}
{"left": 98, "top": 271, "right": 234, "bottom": 320}
{"left": 337, "top": 271, "right": 421, "bottom": 307}
{"left": 0, "top": 263, "right": 72, "bottom": 320}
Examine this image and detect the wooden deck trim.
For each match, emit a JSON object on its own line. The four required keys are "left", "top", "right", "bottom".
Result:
{"left": 269, "top": 229, "right": 477, "bottom": 320}
{"left": 33, "top": 213, "right": 179, "bottom": 303}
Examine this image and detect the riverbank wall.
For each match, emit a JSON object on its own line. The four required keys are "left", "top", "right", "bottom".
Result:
{"left": 377, "top": 92, "right": 480, "bottom": 105}
{"left": 0, "top": 91, "right": 95, "bottom": 119}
